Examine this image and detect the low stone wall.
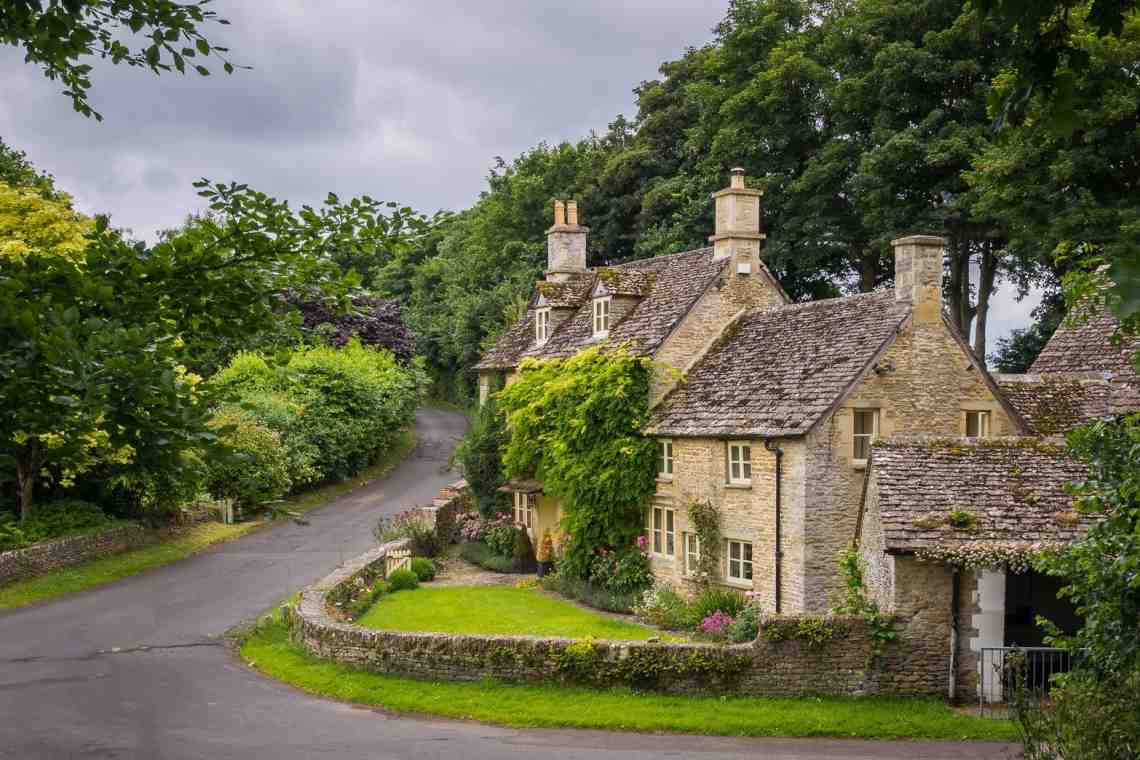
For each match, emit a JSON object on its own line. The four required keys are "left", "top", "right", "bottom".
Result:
{"left": 0, "top": 507, "right": 219, "bottom": 587}
{"left": 0, "top": 523, "right": 151, "bottom": 586}
{"left": 289, "top": 538, "right": 946, "bottom": 698}
{"left": 419, "top": 479, "right": 469, "bottom": 544}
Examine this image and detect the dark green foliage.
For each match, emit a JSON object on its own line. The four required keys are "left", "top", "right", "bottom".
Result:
{"left": 690, "top": 587, "right": 747, "bottom": 624}
{"left": 0, "top": 499, "right": 111, "bottom": 551}
{"left": 726, "top": 605, "right": 761, "bottom": 643}
{"left": 634, "top": 584, "right": 695, "bottom": 629}
{"left": 483, "top": 517, "right": 519, "bottom": 559}
{"left": 409, "top": 557, "right": 436, "bottom": 582}
{"left": 386, "top": 568, "right": 419, "bottom": 592}
{"left": 497, "top": 348, "right": 657, "bottom": 579}
{"left": 0, "top": 0, "right": 243, "bottom": 120}
{"left": 539, "top": 572, "right": 643, "bottom": 614}
{"left": 1012, "top": 668, "right": 1140, "bottom": 760}
{"left": 762, "top": 616, "right": 848, "bottom": 648}
{"left": 460, "top": 540, "right": 518, "bottom": 574}
{"left": 686, "top": 500, "right": 722, "bottom": 583}
{"left": 512, "top": 528, "right": 536, "bottom": 574}
{"left": 834, "top": 548, "right": 898, "bottom": 662}
{"left": 286, "top": 295, "right": 416, "bottom": 364}
{"left": 345, "top": 580, "right": 389, "bottom": 620}
{"left": 453, "top": 392, "right": 509, "bottom": 516}
{"left": 204, "top": 407, "right": 292, "bottom": 510}
{"left": 989, "top": 293, "right": 1065, "bottom": 373}
{"left": 588, "top": 547, "right": 654, "bottom": 596}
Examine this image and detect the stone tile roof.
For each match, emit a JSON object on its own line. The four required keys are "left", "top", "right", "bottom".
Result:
{"left": 595, "top": 267, "right": 652, "bottom": 297}
{"left": 996, "top": 374, "right": 1140, "bottom": 435}
{"left": 497, "top": 479, "right": 544, "bottom": 494}
{"left": 535, "top": 273, "right": 595, "bottom": 308}
{"left": 474, "top": 309, "right": 537, "bottom": 370}
{"left": 1031, "top": 304, "right": 1140, "bottom": 376}
{"left": 870, "top": 437, "right": 1092, "bottom": 553}
{"left": 523, "top": 247, "right": 727, "bottom": 361}
{"left": 646, "top": 289, "right": 907, "bottom": 437}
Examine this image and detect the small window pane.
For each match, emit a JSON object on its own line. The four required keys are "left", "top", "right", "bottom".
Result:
{"left": 665, "top": 511, "right": 675, "bottom": 555}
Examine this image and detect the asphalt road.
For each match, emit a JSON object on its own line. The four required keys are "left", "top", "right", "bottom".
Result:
{"left": 0, "top": 407, "right": 1020, "bottom": 760}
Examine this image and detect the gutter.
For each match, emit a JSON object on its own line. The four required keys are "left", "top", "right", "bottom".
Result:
{"left": 949, "top": 569, "right": 961, "bottom": 702}
{"left": 764, "top": 440, "right": 783, "bottom": 614}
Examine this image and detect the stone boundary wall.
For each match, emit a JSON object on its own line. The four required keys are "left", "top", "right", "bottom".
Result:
{"left": 289, "top": 535, "right": 949, "bottom": 698}
{"left": 0, "top": 507, "right": 217, "bottom": 587}
{"left": 419, "top": 479, "right": 469, "bottom": 544}
{"left": 0, "top": 524, "right": 151, "bottom": 586}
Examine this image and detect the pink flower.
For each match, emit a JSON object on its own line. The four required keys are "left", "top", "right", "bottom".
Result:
{"left": 636, "top": 535, "right": 649, "bottom": 549}
{"left": 699, "top": 610, "right": 735, "bottom": 635}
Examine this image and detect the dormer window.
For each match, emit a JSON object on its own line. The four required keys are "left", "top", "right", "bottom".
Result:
{"left": 965, "top": 410, "right": 991, "bottom": 438}
{"left": 592, "top": 296, "right": 611, "bottom": 337}
{"left": 535, "top": 308, "right": 550, "bottom": 345}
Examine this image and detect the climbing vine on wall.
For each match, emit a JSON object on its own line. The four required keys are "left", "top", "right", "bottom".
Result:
{"left": 687, "top": 499, "right": 722, "bottom": 583}
{"left": 834, "top": 548, "right": 898, "bottom": 663}
{"left": 496, "top": 347, "right": 657, "bottom": 579}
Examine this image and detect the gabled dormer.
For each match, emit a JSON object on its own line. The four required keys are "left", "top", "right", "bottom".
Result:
{"left": 534, "top": 274, "right": 593, "bottom": 346}
{"left": 589, "top": 268, "right": 651, "bottom": 340}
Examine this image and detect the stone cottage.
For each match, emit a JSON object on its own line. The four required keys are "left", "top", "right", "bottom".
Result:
{"left": 854, "top": 303, "right": 1139, "bottom": 701}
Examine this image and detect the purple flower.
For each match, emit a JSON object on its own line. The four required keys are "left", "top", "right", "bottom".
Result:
{"left": 636, "top": 535, "right": 649, "bottom": 549}
{"left": 699, "top": 610, "right": 735, "bottom": 635}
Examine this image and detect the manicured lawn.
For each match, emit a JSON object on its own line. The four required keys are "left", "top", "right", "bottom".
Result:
{"left": 0, "top": 429, "right": 417, "bottom": 610}
{"left": 0, "top": 521, "right": 256, "bottom": 610}
{"left": 356, "top": 584, "right": 656, "bottom": 639}
{"left": 241, "top": 618, "right": 1018, "bottom": 741}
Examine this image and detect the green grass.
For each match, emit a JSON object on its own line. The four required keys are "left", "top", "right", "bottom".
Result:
{"left": 356, "top": 584, "right": 657, "bottom": 639}
{"left": 0, "top": 521, "right": 256, "bottom": 610}
{"left": 0, "top": 429, "right": 417, "bottom": 610}
{"left": 241, "top": 618, "right": 1018, "bottom": 741}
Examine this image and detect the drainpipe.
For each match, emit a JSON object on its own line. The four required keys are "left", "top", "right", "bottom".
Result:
{"left": 949, "top": 569, "right": 961, "bottom": 702}
{"left": 764, "top": 440, "right": 783, "bottom": 614}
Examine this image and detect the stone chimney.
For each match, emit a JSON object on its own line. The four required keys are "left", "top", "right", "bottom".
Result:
{"left": 546, "top": 199, "right": 588, "bottom": 282}
{"left": 892, "top": 235, "right": 945, "bottom": 322}
{"left": 710, "top": 168, "right": 764, "bottom": 272}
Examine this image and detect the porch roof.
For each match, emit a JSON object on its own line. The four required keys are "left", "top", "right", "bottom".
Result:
{"left": 869, "top": 437, "right": 1094, "bottom": 553}
{"left": 497, "top": 479, "right": 544, "bottom": 494}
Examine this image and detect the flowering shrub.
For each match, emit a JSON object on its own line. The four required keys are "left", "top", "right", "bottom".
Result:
{"left": 726, "top": 604, "right": 760, "bottom": 643}
{"left": 634, "top": 582, "right": 694, "bottom": 630}
{"left": 457, "top": 511, "right": 490, "bottom": 542}
{"left": 699, "top": 610, "right": 735, "bottom": 637}
{"left": 915, "top": 541, "right": 1060, "bottom": 573}
{"left": 373, "top": 509, "right": 442, "bottom": 557}
{"left": 588, "top": 544, "right": 653, "bottom": 595}
{"left": 484, "top": 512, "right": 518, "bottom": 558}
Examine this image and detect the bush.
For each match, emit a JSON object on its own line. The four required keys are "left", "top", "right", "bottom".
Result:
{"left": 210, "top": 341, "right": 421, "bottom": 485}
{"left": 386, "top": 568, "right": 419, "bottom": 592}
{"left": 691, "top": 587, "right": 747, "bottom": 623}
{"left": 541, "top": 571, "right": 642, "bottom": 614}
{"left": 206, "top": 408, "right": 292, "bottom": 510}
{"left": 345, "top": 580, "right": 389, "bottom": 619}
{"left": 1014, "top": 668, "right": 1140, "bottom": 760}
{"left": 373, "top": 510, "right": 443, "bottom": 557}
{"left": 634, "top": 583, "right": 694, "bottom": 629}
{"left": 699, "top": 610, "right": 735, "bottom": 638}
{"left": 483, "top": 513, "right": 518, "bottom": 558}
{"left": 726, "top": 603, "right": 761, "bottom": 643}
{"left": 460, "top": 540, "right": 519, "bottom": 573}
{"left": 456, "top": 511, "right": 490, "bottom": 543}
{"left": 452, "top": 392, "right": 510, "bottom": 516}
{"left": 588, "top": 544, "right": 653, "bottom": 596}
{"left": 0, "top": 499, "right": 112, "bottom": 551}
{"left": 410, "top": 557, "right": 436, "bottom": 582}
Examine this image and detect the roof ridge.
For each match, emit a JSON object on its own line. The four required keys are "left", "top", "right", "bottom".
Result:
{"left": 747, "top": 287, "right": 894, "bottom": 317}
{"left": 604, "top": 246, "right": 712, "bottom": 270}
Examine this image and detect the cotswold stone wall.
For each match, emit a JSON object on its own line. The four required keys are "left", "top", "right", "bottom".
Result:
{"left": 0, "top": 524, "right": 150, "bottom": 586}
{"left": 420, "top": 479, "right": 470, "bottom": 544}
{"left": 290, "top": 540, "right": 948, "bottom": 698}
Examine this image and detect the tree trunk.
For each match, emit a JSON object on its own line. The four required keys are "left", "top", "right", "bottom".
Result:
{"left": 858, "top": 248, "right": 878, "bottom": 293}
{"left": 16, "top": 442, "right": 37, "bottom": 523}
{"left": 972, "top": 243, "right": 998, "bottom": 361}
{"left": 946, "top": 238, "right": 966, "bottom": 335}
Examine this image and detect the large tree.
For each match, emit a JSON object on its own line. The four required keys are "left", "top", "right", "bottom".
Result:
{"left": 0, "top": 0, "right": 242, "bottom": 119}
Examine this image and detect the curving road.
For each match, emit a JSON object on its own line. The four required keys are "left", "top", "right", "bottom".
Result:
{"left": 0, "top": 408, "right": 1019, "bottom": 760}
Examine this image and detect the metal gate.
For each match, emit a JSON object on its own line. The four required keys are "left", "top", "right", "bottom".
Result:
{"left": 978, "top": 646, "right": 1074, "bottom": 715}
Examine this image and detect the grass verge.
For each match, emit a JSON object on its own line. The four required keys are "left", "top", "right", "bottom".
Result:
{"left": 241, "top": 618, "right": 1018, "bottom": 741}
{"left": 0, "top": 430, "right": 417, "bottom": 610}
{"left": 0, "top": 521, "right": 256, "bottom": 610}
{"left": 356, "top": 584, "right": 656, "bottom": 639}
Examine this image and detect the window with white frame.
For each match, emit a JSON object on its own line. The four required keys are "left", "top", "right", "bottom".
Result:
{"left": 965, "top": 410, "right": 991, "bottom": 438}
{"left": 726, "top": 539, "right": 753, "bottom": 584}
{"left": 684, "top": 533, "right": 701, "bottom": 576}
{"left": 592, "top": 296, "right": 611, "bottom": 336}
{"left": 657, "top": 439, "right": 674, "bottom": 478}
{"left": 649, "top": 506, "right": 676, "bottom": 556}
{"left": 727, "top": 443, "right": 752, "bottom": 485}
{"left": 852, "top": 409, "right": 879, "bottom": 462}
{"left": 535, "top": 308, "right": 550, "bottom": 345}
{"left": 513, "top": 491, "right": 535, "bottom": 528}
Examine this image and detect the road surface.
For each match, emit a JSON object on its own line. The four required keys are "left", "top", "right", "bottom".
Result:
{"left": 0, "top": 407, "right": 1019, "bottom": 759}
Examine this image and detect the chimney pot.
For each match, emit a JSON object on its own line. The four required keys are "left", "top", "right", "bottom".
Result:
{"left": 731, "top": 167, "right": 746, "bottom": 189}
{"left": 567, "top": 200, "right": 578, "bottom": 226}
{"left": 553, "top": 200, "right": 566, "bottom": 226}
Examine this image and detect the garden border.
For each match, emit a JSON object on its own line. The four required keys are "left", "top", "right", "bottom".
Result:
{"left": 286, "top": 484, "right": 946, "bottom": 698}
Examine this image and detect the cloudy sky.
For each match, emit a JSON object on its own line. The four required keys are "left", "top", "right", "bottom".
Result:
{"left": 0, "top": 0, "right": 1037, "bottom": 345}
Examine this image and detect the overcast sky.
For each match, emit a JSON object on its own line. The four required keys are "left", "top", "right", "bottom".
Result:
{"left": 0, "top": 0, "right": 1038, "bottom": 346}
